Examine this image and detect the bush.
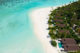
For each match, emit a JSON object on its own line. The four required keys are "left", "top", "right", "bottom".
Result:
{"left": 51, "top": 40, "right": 57, "bottom": 47}
{"left": 68, "top": 50, "right": 80, "bottom": 53}
{"left": 50, "top": 34, "right": 56, "bottom": 39}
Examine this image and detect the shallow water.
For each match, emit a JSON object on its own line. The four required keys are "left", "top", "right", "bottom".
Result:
{"left": 0, "top": 0, "right": 76, "bottom": 53}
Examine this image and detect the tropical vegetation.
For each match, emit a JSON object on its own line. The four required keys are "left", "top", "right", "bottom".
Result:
{"left": 51, "top": 40, "right": 57, "bottom": 47}
{"left": 48, "top": 0, "right": 80, "bottom": 52}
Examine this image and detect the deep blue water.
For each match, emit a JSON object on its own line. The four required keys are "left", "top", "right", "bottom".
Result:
{"left": 0, "top": 0, "right": 76, "bottom": 53}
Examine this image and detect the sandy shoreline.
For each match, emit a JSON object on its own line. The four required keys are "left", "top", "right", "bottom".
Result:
{"left": 29, "top": 7, "right": 59, "bottom": 53}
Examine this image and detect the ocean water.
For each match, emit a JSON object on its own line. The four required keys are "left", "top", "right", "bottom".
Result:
{"left": 0, "top": 0, "right": 76, "bottom": 53}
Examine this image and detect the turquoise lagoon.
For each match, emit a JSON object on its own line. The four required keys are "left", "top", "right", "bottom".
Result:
{"left": 0, "top": 0, "right": 76, "bottom": 53}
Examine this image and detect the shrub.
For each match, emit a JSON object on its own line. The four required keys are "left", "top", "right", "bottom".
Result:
{"left": 51, "top": 40, "right": 57, "bottom": 47}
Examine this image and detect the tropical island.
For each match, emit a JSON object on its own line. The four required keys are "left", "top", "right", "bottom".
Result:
{"left": 1, "top": 0, "right": 80, "bottom": 53}
{"left": 48, "top": 0, "right": 80, "bottom": 53}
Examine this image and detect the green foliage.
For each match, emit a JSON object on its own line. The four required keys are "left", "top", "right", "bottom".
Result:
{"left": 48, "top": 0, "right": 80, "bottom": 44}
{"left": 50, "top": 35, "right": 56, "bottom": 39}
{"left": 68, "top": 50, "right": 80, "bottom": 53}
{"left": 77, "top": 51, "right": 80, "bottom": 53}
{"left": 51, "top": 40, "right": 57, "bottom": 47}
{"left": 75, "top": 38, "right": 80, "bottom": 44}
{"left": 55, "top": 1, "right": 80, "bottom": 27}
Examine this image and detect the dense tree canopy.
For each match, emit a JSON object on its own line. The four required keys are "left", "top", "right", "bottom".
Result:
{"left": 48, "top": 0, "right": 80, "bottom": 44}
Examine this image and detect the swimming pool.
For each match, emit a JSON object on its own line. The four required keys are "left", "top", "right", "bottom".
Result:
{"left": 58, "top": 42, "right": 63, "bottom": 48}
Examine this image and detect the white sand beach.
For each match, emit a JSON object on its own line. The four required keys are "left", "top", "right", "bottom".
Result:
{"left": 29, "top": 7, "right": 59, "bottom": 53}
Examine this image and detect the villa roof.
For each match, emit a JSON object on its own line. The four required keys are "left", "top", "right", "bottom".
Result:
{"left": 58, "top": 30, "right": 70, "bottom": 34}
{"left": 56, "top": 24, "right": 66, "bottom": 27}
{"left": 54, "top": 19, "right": 63, "bottom": 22}
{"left": 63, "top": 44, "right": 80, "bottom": 51}
{"left": 55, "top": 15, "right": 62, "bottom": 18}
{"left": 61, "top": 38, "right": 76, "bottom": 44}
{"left": 61, "top": 38, "right": 80, "bottom": 51}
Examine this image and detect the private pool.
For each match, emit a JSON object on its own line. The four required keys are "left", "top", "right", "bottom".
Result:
{"left": 58, "top": 42, "right": 63, "bottom": 48}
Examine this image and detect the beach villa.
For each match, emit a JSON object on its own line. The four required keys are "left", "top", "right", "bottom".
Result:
{"left": 58, "top": 38, "right": 80, "bottom": 52}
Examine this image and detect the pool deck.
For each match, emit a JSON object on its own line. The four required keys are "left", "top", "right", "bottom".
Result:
{"left": 56, "top": 40, "right": 62, "bottom": 53}
{"left": 56, "top": 40, "right": 66, "bottom": 53}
